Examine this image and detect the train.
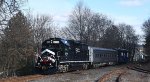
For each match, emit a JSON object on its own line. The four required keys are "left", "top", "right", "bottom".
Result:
{"left": 35, "top": 38, "right": 129, "bottom": 73}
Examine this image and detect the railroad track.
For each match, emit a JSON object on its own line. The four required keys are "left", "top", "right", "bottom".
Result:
{"left": 97, "top": 66, "right": 149, "bottom": 82}
{"left": 114, "top": 64, "right": 150, "bottom": 82}
{"left": 127, "top": 65, "right": 150, "bottom": 74}
{"left": 97, "top": 68, "right": 127, "bottom": 82}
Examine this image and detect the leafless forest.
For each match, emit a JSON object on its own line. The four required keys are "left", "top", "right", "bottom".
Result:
{"left": 0, "top": 0, "right": 149, "bottom": 77}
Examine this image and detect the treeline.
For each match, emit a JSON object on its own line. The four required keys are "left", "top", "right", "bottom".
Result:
{"left": 62, "top": 2, "right": 138, "bottom": 61}
{"left": 0, "top": 1, "right": 145, "bottom": 77}
{"left": 0, "top": 0, "right": 54, "bottom": 76}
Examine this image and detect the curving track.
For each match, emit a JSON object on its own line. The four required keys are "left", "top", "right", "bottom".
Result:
{"left": 97, "top": 63, "right": 150, "bottom": 82}
{"left": 98, "top": 69, "right": 127, "bottom": 82}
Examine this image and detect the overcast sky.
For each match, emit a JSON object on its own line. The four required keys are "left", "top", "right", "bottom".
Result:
{"left": 24, "top": 0, "right": 150, "bottom": 35}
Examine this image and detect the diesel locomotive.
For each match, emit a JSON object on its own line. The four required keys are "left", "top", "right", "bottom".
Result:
{"left": 35, "top": 38, "right": 129, "bottom": 73}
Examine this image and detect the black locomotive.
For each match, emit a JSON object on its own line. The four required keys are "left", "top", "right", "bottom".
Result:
{"left": 35, "top": 38, "right": 129, "bottom": 73}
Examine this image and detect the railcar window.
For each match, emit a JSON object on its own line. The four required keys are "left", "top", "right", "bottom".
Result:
{"left": 95, "top": 54, "right": 98, "bottom": 57}
{"left": 49, "top": 44, "right": 60, "bottom": 49}
{"left": 121, "top": 53, "right": 123, "bottom": 56}
{"left": 127, "top": 53, "right": 128, "bottom": 57}
{"left": 42, "top": 45, "right": 47, "bottom": 48}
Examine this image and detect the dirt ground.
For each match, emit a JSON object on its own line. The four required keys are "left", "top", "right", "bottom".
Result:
{"left": 1, "top": 63, "right": 150, "bottom": 82}
{"left": 0, "top": 74, "right": 46, "bottom": 82}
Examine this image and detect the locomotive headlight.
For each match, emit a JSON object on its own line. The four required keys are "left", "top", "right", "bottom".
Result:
{"left": 38, "top": 63, "right": 40, "bottom": 65}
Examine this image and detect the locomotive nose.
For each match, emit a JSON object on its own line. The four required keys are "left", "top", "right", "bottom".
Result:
{"left": 40, "top": 49, "right": 56, "bottom": 65}
{"left": 42, "top": 49, "right": 55, "bottom": 55}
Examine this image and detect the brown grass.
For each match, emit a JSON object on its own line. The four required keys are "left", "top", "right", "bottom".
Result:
{"left": 0, "top": 74, "right": 46, "bottom": 82}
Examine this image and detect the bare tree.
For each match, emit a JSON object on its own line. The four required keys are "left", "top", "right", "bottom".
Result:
{"left": 64, "top": 1, "right": 114, "bottom": 47}
{"left": 101, "top": 25, "right": 122, "bottom": 48}
{"left": 65, "top": 1, "right": 93, "bottom": 42}
{"left": 90, "top": 13, "right": 113, "bottom": 47}
{"left": 143, "top": 18, "right": 150, "bottom": 56}
{"left": 30, "top": 15, "right": 53, "bottom": 49}
{"left": 0, "top": 0, "right": 26, "bottom": 28}
{"left": 118, "top": 23, "right": 138, "bottom": 61}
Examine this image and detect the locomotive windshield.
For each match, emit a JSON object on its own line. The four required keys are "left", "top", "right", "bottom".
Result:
{"left": 42, "top": 40, "right": 60, "bottom": 50}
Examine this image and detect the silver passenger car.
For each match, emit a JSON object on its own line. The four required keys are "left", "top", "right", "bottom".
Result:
{"left": 89, "top": 47, "right": 118, "bottom": 64}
